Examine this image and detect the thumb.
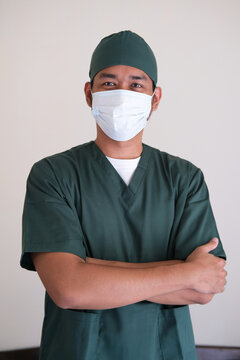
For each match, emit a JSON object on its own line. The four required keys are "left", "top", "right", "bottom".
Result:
{"left": 202, "top": 238, "right": 219, "bottom": 253}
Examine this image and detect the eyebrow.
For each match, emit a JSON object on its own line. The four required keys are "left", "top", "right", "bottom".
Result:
{"left": 129, "top": 75, "right": 147, "bottom": 81}
{"left": 99, "top": 73, "right": 148, "bottom": 81}
{"left": 99, "top": 73, "right": 117, "bottom": 79}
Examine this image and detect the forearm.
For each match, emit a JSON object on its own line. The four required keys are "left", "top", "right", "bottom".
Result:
{"left": 66, "top": 262, "right": 190, "bottom": 310}
{"left": 85, "top": 257, "right": 215, "bottom": 306}
{"left": 33, "top": 252, "right": 193, "bottom": 311}
{"left": 86, "top": 257, "right": 183, "bottom": 268}
{"left": 33, "top": 241, "right": 225, "bottom": 311}
{"left": 147, "top": 290, "right": 214, "bottom": 305}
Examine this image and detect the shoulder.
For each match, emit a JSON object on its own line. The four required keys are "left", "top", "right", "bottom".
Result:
{"left": 25, "top": 141, "right": 95, "bottom": 202}
{"left": 144, "top": 143, "right": 202, "bottom": 182}
{"left": 29, "top": 141, "right": 94, "bottom": 180}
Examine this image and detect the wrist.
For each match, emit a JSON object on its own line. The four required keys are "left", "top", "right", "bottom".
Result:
{"left": 180, "top": 262, "right": 198, "bottom": 290}
{"left": 170, "top": 262, "right": 195, "bottom": 291}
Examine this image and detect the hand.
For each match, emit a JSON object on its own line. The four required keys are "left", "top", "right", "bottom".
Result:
{"left": 186, "top": 238, "right": 227, "bottom": 294}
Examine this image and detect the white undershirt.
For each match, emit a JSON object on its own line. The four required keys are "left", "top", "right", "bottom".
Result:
{"left": 106, "top": 156, "right": 141, "bottom": 186}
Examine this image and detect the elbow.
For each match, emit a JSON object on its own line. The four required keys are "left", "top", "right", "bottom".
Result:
{"left": 57, "top": 292, "right": 95, "bottom": 310}
{"left": 55, "top": 295, "right": 73, "bottom": 309}
{"left": 51, "top": 260, "right": 87, "bottom": 310}
{"left": 52, "top": 291, "right": 86, "bottom": 310}
{"left": 49, "top": 276, "right": 92, "bottom": 309}
{"left": 49, "top": 290, "right": 73, "bottom": 309}
{"left": 52, "top": 285, "right": 90, "bottom": 310}
{"left": 48, "top": 285, "right": 86, "bottom": 310}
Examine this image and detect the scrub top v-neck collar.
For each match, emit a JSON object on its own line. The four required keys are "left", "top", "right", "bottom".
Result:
{"left": 90, "top": 140, "right": 151, "bottom": 205}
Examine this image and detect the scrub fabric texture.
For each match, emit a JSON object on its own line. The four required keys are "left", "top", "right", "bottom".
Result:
{"left": 21, "top": 141, "right": 226, "bottom": 360}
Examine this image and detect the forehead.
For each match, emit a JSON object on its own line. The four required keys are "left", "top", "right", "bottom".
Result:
{"left": 94, "top": 65, "right": 152, "bottom": 82}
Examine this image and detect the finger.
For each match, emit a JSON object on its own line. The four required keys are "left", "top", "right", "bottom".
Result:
{"left": 201, "top": 238, "right": 219, "bottom": 253}
{"left": 222, "top": 269, "right": 227, "bottom": 277}
{"left": 219, "top": 259, "right": 226, "bottom": 267}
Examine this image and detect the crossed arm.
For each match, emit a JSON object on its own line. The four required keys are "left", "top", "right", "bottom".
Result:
{"left": 32, "top": 238, "right": 226, "bottom": 310}
{"left": 84, "top": 257, "right": 214, "bottom": 305}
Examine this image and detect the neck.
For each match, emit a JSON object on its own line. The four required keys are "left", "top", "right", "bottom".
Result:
{"left": 94, "top": 126, "right": 143, "bottom": 159}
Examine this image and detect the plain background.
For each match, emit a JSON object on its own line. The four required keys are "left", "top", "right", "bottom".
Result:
{"left": 0, "top": 0, "right": 239, "bottom": 351}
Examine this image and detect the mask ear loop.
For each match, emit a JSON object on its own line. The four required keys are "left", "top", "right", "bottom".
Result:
{"left": 90, "top": 90, "right": 94, "bottom": 108}
{"left": 151, "top": 89, "right": 156, "bottom": 103}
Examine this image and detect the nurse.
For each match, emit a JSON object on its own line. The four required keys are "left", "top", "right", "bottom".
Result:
{"left": 21, "top": 31, "right": 227, "bottom": 360}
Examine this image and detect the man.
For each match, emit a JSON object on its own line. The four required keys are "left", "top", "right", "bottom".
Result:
{"left": 21, "top": 30, "right": 226, "bottom": 360}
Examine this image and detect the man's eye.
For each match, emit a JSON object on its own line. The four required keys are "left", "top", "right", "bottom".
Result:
{"left": 131, "top": 83, "right": 142, "bottom": 88}
{"left": 104, "top": 82, "right": 115, "bottom": 86}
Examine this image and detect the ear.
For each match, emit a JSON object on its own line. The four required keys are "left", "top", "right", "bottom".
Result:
{"left": 84, "top": 82, "right": 92, "bottom": 107}
{"left": 151, "top": 86, "right": 162, "bottom": 111}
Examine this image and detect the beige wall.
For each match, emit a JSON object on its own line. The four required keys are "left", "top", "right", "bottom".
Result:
{"left": 0, "top": 0, "right": 239, "bottom": 350}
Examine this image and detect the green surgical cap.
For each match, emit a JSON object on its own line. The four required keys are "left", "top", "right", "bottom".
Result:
{"left": 89, "top": 30, "right": 158, "bottom": 87}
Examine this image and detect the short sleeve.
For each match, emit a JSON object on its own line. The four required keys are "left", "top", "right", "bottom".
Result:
{"left": 172, "top": 166, "right": 226, "bottom": 260}
{"left": 20, "top": 159, "right": 87, "bottom": 271}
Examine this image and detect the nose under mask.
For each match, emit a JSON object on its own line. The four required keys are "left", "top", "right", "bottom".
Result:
{"left": 91, "top": 89, "right": 154, "bottom": 141}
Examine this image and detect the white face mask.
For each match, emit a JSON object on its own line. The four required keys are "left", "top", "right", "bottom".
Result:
{"left": 91, "top": 89, "right": 153, "bottom": 141}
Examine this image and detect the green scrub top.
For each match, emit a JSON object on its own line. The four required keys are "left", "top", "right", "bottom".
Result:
{"left": 20, "top": 141, "right": 226, "bottom": 360}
